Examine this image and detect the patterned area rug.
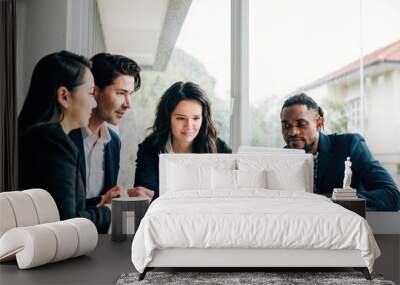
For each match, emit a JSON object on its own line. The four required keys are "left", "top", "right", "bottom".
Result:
{"left": 116, "top": 271, "right": 396, "bottom": 285}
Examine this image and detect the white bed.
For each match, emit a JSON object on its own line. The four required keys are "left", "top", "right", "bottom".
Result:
{"left": 131, "top": 154, "right": 380, "bottom": 280}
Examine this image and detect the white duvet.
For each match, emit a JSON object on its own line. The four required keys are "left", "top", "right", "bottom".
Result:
{"left": 131, "top": 190, "right": 380, "bottom": 273}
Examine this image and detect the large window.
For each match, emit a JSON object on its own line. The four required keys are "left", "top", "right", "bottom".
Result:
{"left": 117, "top": 0, "right": 231, "bottom": 188}
{"left": 249, "top": 0, "right": 400, "bottom": 185}
{"left": 249, "top": 0, "right": 360, "bottom": 146}
{"left": 361, "top": 1, "right": 400, "bottom": 185}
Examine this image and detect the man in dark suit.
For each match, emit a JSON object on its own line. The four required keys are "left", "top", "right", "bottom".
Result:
{"left": 69, "top": 53, "right": 141, "bottom": 208}
{"left": 280, "top": 93, "right": 400, "bottom": 211}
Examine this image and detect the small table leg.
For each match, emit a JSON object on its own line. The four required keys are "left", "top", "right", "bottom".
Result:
{"left": 111, "top": 200, "right": 123, "bottom": 241}
{"left": 133, "top": 202, "right": 148, "bottom": 233}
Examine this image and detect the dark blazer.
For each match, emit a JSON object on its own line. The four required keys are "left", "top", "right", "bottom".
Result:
{"left": 69, "top": 127, "right": 121, "bottom": 207}
{"left": 134, "top": 137, "right": 232, "bottom": 199}
{"left": 19, "top": 123, "right": 111, "bottom": 233}
{"left": 313, "top": 132, "right": 400, "bottom": 211}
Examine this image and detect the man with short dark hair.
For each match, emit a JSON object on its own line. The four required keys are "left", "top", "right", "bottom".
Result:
{"left": 280, "top": 93, "right": 400, "bottom": 211}
{"left": 69, "top": 53, "right": 141, "bottom": 210}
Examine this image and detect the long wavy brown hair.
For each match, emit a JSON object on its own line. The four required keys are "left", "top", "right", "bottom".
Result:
{"left": 147, "top": 81, "right": 219, "bottom": 153}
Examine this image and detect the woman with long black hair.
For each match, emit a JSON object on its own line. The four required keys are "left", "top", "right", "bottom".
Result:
{"left": 18, "top": 51, "right": 111, "bottom": 233}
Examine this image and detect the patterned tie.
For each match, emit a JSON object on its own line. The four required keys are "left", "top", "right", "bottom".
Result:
{"left": 313, "top": 152, "right": 319, "bottom": 193}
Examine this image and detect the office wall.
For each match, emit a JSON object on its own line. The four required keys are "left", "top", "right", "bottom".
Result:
{"left": 16, "top": 0, "right": 68, "bottom": 113}
{"left": 16, "top": 0, "right": 105, "bottom": 113}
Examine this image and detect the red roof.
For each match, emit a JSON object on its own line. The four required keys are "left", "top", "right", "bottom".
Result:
{"left": 297, "top": 40, "right": 400, "bottom": 92}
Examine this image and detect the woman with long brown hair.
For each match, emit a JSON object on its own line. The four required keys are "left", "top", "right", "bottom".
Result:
{"left": 130, "top": 81, "right": 232, "bottom": 200}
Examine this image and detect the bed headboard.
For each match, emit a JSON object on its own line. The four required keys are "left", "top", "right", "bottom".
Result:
{"left": 237, "top": 146, "right": 305, "bottom": 154}
{"left": 159, "top": 153, "right": 314, "bottom": 196}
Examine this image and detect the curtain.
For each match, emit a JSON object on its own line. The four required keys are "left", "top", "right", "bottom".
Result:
{"left": 0, "top": 0, "right": 17, "bottom": 192}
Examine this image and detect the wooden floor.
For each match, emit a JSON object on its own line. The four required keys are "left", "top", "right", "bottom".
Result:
{"left": 0, "top": 234, "right": 398, "bottom": 284}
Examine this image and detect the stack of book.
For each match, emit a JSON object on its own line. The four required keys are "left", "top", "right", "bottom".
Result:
{"left": 332, "top": 188, "right": 357, "bottom": 200}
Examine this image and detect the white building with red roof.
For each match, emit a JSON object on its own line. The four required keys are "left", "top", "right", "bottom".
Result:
{"left": 295, "top": 40, "right": 400, "bottom": 185}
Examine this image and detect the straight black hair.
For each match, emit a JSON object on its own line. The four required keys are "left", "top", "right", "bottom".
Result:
{"left": 18, "top": 50, "right": 91, "bottom": 135}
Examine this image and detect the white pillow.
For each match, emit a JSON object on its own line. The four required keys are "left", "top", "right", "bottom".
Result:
{"left": 211, "top": 168, "right": 267, "bottom": 191}
{"left": 212, "top": 168, "right": 237, "bottom": 190}
{"left": 237, "top": 169, "right": 267, "bottom": 189}
{"left": 237, "top": 157, "right": 310, "bottom": 192}
{"left": 167, "top": 162, "right": 212, "bottom": 192}
{"left": 266, "top": 166, "right": 307, "bottom": 191}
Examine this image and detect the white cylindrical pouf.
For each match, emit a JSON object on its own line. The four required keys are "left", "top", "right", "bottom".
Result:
{"left": 42, "top": 221, "right": 79, "bottom": 262}
{"left": 24, "top": 189, "right": 60, "bottom": 223}
{"left": 0, "top": 196, "right": 17, "bottom": 237}
{"left": 0, "top": 226, "right": 57, "bottom": 269}
{"left": 1, "top": 192, "right": 39, "bottom": 227}
{"left": 66, "top": 218, "right": 98, "bottom": 257}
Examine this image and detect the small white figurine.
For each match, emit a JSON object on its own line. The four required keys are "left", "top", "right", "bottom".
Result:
{"left": 343, "top": 157, "right": 352, "bottom": 189}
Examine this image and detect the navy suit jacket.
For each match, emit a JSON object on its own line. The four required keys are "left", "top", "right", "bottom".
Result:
{"left": 134, "top": 137, "right": 232, "bottom": 199}
{"left": 69, "top": 127, "right": 121, "bottom": 207}
{"left": 19, "top": 123, "right": 111, "bottom": 233}
{"left": 313, "top": 132, "right": 400, "bottom": 211}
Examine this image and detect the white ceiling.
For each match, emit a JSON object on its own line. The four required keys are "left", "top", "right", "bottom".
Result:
{"left": 96, "top": 0, "right": 169, "bottom": 66}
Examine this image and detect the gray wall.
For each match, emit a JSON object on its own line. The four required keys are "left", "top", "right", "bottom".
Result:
{"left": 16, "top": 0, "right": 105, "bottom": 113}
{"left": 16, "top": 0, "right": 68, "bottom": 114}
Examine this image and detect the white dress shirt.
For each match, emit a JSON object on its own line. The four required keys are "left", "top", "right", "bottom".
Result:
{"left": 165, "top": 134, "right": 175, "bottom": 154}
{"left": 81, "top": 124, "right": 111, "bottom": 199}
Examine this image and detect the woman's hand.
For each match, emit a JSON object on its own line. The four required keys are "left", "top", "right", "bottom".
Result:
{"left": 97, "top": 186, "right": 122, "bottom": 206}
{"left": 127, "top": 186, "right": 154, "bottom": 200}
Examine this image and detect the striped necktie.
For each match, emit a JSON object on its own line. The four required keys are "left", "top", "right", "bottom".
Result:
{"left": 313, "top": 152, "right": 319, "bottom": 193}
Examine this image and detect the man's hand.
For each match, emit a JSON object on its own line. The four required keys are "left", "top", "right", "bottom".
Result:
{"left": 127, "top": 186, "right": 154, "bottom": 200}
{"left": 98, "top": 186, "right": 122, "bottom": 206}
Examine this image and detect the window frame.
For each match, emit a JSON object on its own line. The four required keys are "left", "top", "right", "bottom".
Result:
{"left": 230, "top": 0, "right": 250, "bottom": 151}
